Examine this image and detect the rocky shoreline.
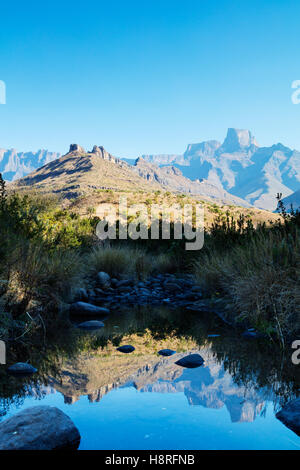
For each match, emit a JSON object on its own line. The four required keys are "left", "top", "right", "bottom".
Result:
{"left": 74, "top": 272, "right": 209, "bottom": 312}
{"left": 69, "top": 271, "right": 265, "bottom": 339}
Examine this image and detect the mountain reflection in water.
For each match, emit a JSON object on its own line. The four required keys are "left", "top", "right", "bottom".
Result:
{"left": 0, "top": 306, "right": 299, "bottom": 449}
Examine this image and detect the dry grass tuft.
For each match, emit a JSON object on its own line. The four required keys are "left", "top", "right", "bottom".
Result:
{"left": 194, "top": 231, "right": 300, "bottom": 340}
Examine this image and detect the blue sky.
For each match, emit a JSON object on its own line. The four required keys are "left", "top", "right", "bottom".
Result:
{"left": 1, "top": 0, "right": 300, "bottom": 156}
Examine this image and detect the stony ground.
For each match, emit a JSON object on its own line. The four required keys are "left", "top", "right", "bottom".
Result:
{"left": 75, "top": 272, "right": 206, "bottom": 311}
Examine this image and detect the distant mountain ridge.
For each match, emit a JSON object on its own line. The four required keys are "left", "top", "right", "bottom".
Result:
{"left": 142, "top": 128, "right": 300, "bottom": 211}
{"left": 13, "top": 143, "right": 251, "bottom": 207}
{"left": 282, "top": 188, "right": 300, "bottom": 210}
{"left": 4, "top": 127, "right": 300, "bottom": 210}
{"left": 0, "top": 148, "right": 60, "bottom": 181}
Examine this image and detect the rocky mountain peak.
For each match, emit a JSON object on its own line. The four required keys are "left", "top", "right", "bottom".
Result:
{"left": 90, "top": 145, "right": 116, "bottom": 162}
{"left": 184, "top": 140, "right": 221, "bottom": 159}
{"left": 68, "top": 144, "right": 86, "bottom": 154}
{"left": 220, "top": 128, "right": 259, "bottom": 153}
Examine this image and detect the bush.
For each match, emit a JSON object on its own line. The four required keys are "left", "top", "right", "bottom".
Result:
{"left": 87, "top": 246, "right": 132, "bottom": 278}
{"left": 87, "top": 245, "right": 153, "bottom": 280}
{"left": 194, "top": 204, "right": 300, "bottom": 342}
{"left": 3, "top": 241, "right": 84, "bottom": 314}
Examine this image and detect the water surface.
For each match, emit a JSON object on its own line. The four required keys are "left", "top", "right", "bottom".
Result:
{"left": 0, "top": 307, "right": 299, "bottom": 450}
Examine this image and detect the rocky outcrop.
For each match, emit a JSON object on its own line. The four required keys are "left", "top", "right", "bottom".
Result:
{"left": 68, "top": 144, "right": 86, "bottom": 154}
{"left": 217, "top": 128, "right": 258, "bottom": 154}
{"left": 0, "top": 406, "right": 80, "bottom": 450}
{"left": 91, "top": 145, "right": 116, "bottom": 162}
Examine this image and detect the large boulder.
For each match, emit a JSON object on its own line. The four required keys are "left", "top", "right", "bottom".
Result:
{"left": 276, "top": 398, "right": 300, "bottom": 436}
{"left": 70, "top": 302, "right": 109, "bottom": 317}
{"left": 116, "top": 345, "right": 135, "bottom": 353}
{"left": 158, "top": 349, "right": 176, "bottom": 357}
{"left": 0, "top": 406, "right": 81, "bottom": 450}
{"left": 175, "top": 354, "right": 205, "bottom": 368}
{"left": 97, "top": 271, "right": 111, "bottom": 288}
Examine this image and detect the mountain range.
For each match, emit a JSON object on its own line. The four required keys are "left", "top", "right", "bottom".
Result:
{"left": 3, "top": 128, "right": 300, "bottom": 210}
{"left": 48, "top": 347, "right": 269, "bottom": 424}
{"left": 0, "top": 148, "right": 60, "bottom": 181}
{"left": 12, "top": 143, "right": 252, "bottom": 207}
{"left": 142, "top": 128, "right": 300, "bottom": 211}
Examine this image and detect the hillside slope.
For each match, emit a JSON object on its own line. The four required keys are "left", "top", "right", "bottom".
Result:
{"left": 13, "top": 144, "right": 251, "bottom": 206}
{"left": 282, "top": 189, "right": 300, "bottom": 210}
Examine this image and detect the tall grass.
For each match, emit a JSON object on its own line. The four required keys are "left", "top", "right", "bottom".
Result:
{"left": 87, "top": 245, "right": 154, "bottom": 280}
{"left": 194, "top": 210, "right": 300, "bottom": 341}
{"left": 3, "top": 241, "right": 84, "bottom": 315}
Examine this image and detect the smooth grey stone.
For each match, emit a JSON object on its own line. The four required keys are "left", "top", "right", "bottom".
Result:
{"left": 7, "top": 363, "right": 37, "bottom": 376}
{"left": 276, "top": 398, "right": 300, "bottom": 436}
{"left": 158, "top": 349, "right": 176, "bottom": 356}
{"left": 94, "top": 288, "right": 105, "bottom": 295}
{"left": 139, "top": 289, "right": 151, "bottom": 295}
{"left": 191, "top": 285, "right": 202, "bottom": 292}
{"left": 175, "top": 354, "right": 205, "bottom": 368}
{"left": 117, "top": 345, "right": 135, "bottom": 353}
{"left": 77, "top": 320, "right": 105, "bottom": 330}
{"left": 97, "top": 271, "right": 111, "bottom": 288}
{"left": 164, "top": 283, "right": 181, "bottom": 291}
{"left": 0, "top": 406, "right": 80, "bottom": 450}
{"left": 116, "top": 279, "right": 133, "bottom": 288}
{"left": 117, "top": 286, "right": 132, "bottom": 293}
{"left": 87, "top": 289, "right": 96, "bottom": 297}
{"left": 76, "top": 287, "right": 89, "bottom": 302}
{"left": 70, "top": 302, "right": 109, "bottom": 317}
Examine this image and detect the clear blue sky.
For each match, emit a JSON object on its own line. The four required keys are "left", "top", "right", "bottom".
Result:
{"left": 1, "top": 0, "right": 300, "bottom": 156}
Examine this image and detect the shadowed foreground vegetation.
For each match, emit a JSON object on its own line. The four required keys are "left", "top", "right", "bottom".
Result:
{"left": 0, "top": 173, "right": 299, "bottom": 346}
{"left": 194, "top": 199, "right": 300, "bottom": 343}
